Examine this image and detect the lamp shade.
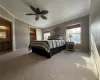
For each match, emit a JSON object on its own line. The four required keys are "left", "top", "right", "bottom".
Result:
{"left": 68, "top": 34, "right": 72, "bottom": 38}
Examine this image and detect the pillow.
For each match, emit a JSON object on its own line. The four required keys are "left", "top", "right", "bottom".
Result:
{"left": 54, "top": 35, "right": 63, "bottom": 40}
{"left": 48, "top": 36, "right": 54, "bottom": 40}
{"left": 48, "top": 35, "right": 63, "bottom": 40}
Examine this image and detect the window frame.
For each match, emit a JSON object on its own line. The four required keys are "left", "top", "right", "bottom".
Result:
{"left": 66, "top": 26, "right": 81, "bottom": 44}
{"left": 43, "top": 31, "right": 50, "bottom": 40}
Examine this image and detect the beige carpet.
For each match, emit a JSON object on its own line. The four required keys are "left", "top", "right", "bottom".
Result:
{"left": 0, "top": 49, "right": 97, "bottom": 80}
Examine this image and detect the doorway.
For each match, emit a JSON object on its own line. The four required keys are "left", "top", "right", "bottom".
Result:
{"left": 29, "top": 28, "right": 36, "bottom": 41}
{"left": 0, "top": 17, "right": 12, "bottom": 53}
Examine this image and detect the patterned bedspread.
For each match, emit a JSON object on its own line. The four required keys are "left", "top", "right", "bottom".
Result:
{"left": 29, "top": 40, "right": 65, "bottom": 52}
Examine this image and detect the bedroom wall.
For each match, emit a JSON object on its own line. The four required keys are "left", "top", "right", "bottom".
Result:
{"left": 43, "top": 15, "right": 89, "bottom": 52}
{"left": 15, "top": 19, "right": 30, "bottom": 49}
{"left": 90, "top": 0, "right": 100, "bottom": 79}
{"left": 15, "top": 19, "right": 43, "bottom": 49}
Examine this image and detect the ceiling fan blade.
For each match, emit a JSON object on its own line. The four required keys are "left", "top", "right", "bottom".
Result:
{"left": 35, "top": 15, "right": 39, "bottom": 20}
{"left": 41, "top": 10, "right": 48, "bottom": 15}
{"left": 37, "top": 8, "right": 41, "bottom": 13}
{"left": 30, "top": 5, "right": 37, "bottom": 13}
{"left": 41, "top": 15, "right": 47, "bottom": 20}
{"left": 26, "top": 13, "right": 36, "bottom": 15}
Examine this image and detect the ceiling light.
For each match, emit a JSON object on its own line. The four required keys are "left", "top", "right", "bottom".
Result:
{"left": 0, "top": 26, "right": 7, "bottom": 30}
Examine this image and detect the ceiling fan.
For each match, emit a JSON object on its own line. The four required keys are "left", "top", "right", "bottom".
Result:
{"left": 26, "top": 5, "right": 48, "bottom": 21}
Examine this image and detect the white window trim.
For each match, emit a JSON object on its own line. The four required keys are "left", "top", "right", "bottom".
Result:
{"left": 66, "top": 27, "right": 81, "bottom": 44}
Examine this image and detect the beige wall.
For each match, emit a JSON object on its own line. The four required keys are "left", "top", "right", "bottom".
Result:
{"left": 90, "top": 0, "right": 100, "bottom": 79}
{"left": 15, "top": 19, "right": 43, "bottom": 49}
{"left": 15, "top": 19, "right": 30, "bottom": 49}
{"left": 43, "top": 15, "right": 89, "bottom": 52}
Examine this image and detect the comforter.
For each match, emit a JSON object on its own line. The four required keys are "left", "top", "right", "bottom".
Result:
{"left": 29, "top": 40, "right": 65, "bottom": 52}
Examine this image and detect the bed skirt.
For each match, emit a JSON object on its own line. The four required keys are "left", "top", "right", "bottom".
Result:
{"left": 32, "top": 45, "right": 66, "bottom": 58}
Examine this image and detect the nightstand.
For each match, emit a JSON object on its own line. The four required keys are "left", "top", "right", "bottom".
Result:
{"left": 66, "top": 42, "right": 75, "bottom": 51}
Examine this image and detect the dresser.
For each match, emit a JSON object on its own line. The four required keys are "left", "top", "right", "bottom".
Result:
{"left": 0, "top": 40, "right": 11, "bottom": 52}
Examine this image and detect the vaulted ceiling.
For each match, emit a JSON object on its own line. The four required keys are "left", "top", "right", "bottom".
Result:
{"left": 0, "top": 0, "right": 90, "bottom": 28}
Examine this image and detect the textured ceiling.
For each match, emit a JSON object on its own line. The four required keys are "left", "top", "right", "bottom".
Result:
{"left": 0, "top": 0, "right": 90, "bottom": 28}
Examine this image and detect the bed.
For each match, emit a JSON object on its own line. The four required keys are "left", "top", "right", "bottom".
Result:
{"left": 29, "top": 40, "right": 66, "bottom": 58}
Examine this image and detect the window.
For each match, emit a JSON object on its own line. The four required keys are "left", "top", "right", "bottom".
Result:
{"left": 66, "top": 27, "right": 81, "bottom": 44}
{"left": 44, "top": 32, "right": 50, "bottom": 40}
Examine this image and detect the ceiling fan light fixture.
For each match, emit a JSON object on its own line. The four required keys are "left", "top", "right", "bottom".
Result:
{"left": 25, "top": 3, "right": 48, "bottom": 20}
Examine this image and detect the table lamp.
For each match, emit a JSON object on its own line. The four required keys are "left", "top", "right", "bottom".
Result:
{"left": 68, "top": 34, "right": 72, "bottom": 42}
